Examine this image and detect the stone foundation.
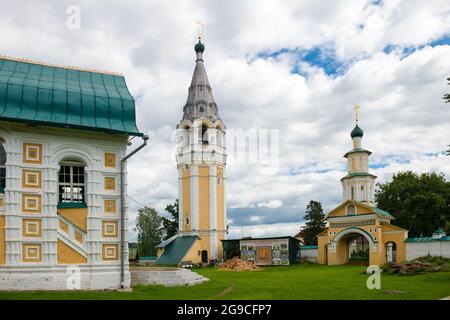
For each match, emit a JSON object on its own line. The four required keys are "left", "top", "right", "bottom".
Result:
{"left": 131, "top": 267, "right": 209, "bottom": 287}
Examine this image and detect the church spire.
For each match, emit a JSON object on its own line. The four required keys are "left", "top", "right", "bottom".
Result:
{"left": 180, "top": 37, "right": 222, "bottom": 124}
{"left": 341, "top": 105, "right": 376, "bottom": 205}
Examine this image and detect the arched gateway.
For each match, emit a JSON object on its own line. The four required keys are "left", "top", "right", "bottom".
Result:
{"left": 317, "top": 110, "right": 408, "bottom": 266}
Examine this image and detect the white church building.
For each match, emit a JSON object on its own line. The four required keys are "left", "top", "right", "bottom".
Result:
{"left": 0, "top": 56, "right": 146, "bottom": 290}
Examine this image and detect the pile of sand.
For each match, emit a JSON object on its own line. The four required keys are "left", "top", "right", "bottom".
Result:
{"left": 217, "top": 257, "right": 259, "bottom": 271}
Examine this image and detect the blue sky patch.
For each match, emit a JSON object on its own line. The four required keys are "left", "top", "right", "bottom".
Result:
{"left": 383, "top": 35, "right": 450, "bottom": 59}
{"left": 255, "top": 46, "right": 347, "bottom": 77}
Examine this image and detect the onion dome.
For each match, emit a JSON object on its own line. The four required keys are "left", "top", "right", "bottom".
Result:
{"left": 194, "top": 40, "right": 205, "bottom": 53}
{"left": 351, "top": 125, "right": 364, "bottom": 138}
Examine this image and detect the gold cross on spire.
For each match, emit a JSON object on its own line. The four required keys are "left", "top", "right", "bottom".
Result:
{"left": 195, "top": 21, "right": 205, "bottom": 40}
{"left": 354, "top": 104, "right": 361, "bottom": 124}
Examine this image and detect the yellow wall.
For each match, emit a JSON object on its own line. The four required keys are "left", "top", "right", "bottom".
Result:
{"left": 181, "top": 166, "right": 191, "bottom": 231}
{"left": 182, "top": 238, "right": 202, "bottom": 264}
{"left": 317, "top": 236, "right": 328, "bottom": 264}
{"left": 216, "top": 166, "right": 224, "bottom": 231}
{"left": 58, "top": 208, "right": 87, "bottom": 231}
{"left": 329, "top": 202, "right": 373, "bottom": 217}
{"left": 57, "top": 240, "right": 87, "bottom": 264}
{"left": 198, "top": 166, "right": 210, "bottom": 231}
{"left": 0, "top": 216, "right": 5, "bottom": 265}
{"left": 381, "top": 227, "right": 408, "bottom": 263}
{"left": 319, "top": 215, "right": 408, "bottom": 266}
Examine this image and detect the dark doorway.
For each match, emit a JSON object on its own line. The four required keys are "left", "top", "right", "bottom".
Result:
{"left": 348, "top": 235, "right": 369, "bottom": 265}
{"left": 201, "top": 250, "right": 208, "bottom": 263}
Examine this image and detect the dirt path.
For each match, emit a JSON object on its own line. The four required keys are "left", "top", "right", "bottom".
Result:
{"left": 208, "top": 284, "right": 234, "bottom": 299}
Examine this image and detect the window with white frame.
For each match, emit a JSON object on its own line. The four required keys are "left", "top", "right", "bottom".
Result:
{"left": 58, "top": 160, "right": 86, "bottom": 203}
{"left": 0, "top": 143, "right": 6, "bottom": 191}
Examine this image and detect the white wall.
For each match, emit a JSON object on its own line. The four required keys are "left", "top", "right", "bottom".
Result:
{"left": 301, "top": 248, "right": 318, "bottom": 262}
{"left": 0, "top": 122, "right": 130, "bottom": 290}
{"left": 406, "top": 241, "right": 450, "bottom": 260}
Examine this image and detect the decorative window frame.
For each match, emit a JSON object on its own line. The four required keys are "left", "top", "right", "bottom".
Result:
{"left": 58, "top": 161, "right": 86, "bottom": 204}
{"left": 22, "top": 170, "right": 42, "bottom": 189}
{"left": 104, "top": 152, "right": 116, "bottom": 168}
{"left": 104, "top": 199, "right": 117, "bottom": 214}
{"left": 346, "top": 204, "right": 357, "bottom": 216}
{"left": 102, "top": 244, "right": 119, "bottom": 261}
{"left": 23, "top": 143, "right": 42, "bottom": 164}
{"left": 102, "top": 221, "right": 118, "bottom": 238}
{"left": 104, "top": 177, "right": 116, "bottom": 191}
{"left": 22, "top": 219, "right": 41, "bottom": 238}
{"left": 22, "top": 194, "right": 42, "bottom": 213}
{"left": 22, "top": 243, "right": 42, "bottom": 262}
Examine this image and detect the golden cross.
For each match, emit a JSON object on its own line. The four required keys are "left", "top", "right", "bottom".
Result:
{"left": 195, "top": 21, "right": 205, "bottom": 40}
{"left": 354, "top": 104, "right": 361, "bottom": 124}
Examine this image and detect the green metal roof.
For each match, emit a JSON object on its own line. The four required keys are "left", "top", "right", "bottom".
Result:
{"left": 139, "top": 256, "right": 157, "bottom": 260}
{"left": 156, "top": 235, "right": 198, "bottom": 266}
{"left": 344, "top": 147, "right": 372, "bottom": 158}
{"left": 405, "top": 236, "right": 450, "bottom": 243}
{"left": 373, "top": 207, "right": 395, "bottom": 219}
{"left": 156, "top": 234, "right": 178, "bottom": 248}
{"left": 341, "top": 172, "right": 377, "bottom": 180}
{"left": 0, "top": 57, "right": 142, "bottom": 136}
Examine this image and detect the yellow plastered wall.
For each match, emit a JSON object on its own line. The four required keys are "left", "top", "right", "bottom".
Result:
{"left": 217, "top": 234, "right": 224, "bottom": 259}
{"left": 216, "top": 166, "right": 224, "bottom": 231}
{"left": 317, "top": 236, "right": 328, "bottom": 264}
{"left": 198, "top": 166, "right": 210, "bottom": 231}
{"left": 200, "top": 235, "right": 210, "bottom": 258}
{"left": 328, "top": 240, "right": 350, "bottom": 265}
{"left": 0, "top": 216, "right": 5, "bottom": 265}
{"left": 182, "top": 239, "right": 202, "bottom": 264}
{"left": 57, "top": 240, "right": 87, "bottom": 264}
{"left": 57, "top": 208, "right": 87, "bottom": 231}
{"left": 182, "top": 166, "right": 191, "bottom": 231}
{"left": 381, "top": 227, "right": 408, "bottom": 263}
{"left": 329, "top": 203, "right": 373, "bottom": 217}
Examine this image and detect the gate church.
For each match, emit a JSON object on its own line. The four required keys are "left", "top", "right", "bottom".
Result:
{"left": 318, "top": 108, "right": 408, "bottom": 266}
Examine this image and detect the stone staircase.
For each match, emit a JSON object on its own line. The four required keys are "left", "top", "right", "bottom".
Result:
{"left": 131, "top": 268, "right": 209, "bottom": 287}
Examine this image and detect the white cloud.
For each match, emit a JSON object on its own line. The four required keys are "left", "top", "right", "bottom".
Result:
{"left": 1, "top": 0, "right": 449, "bottom": 239}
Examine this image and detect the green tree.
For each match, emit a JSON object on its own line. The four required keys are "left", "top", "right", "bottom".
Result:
{"left": 300, "top": 200, "right": 326, "bottom": 245}
{"left": 135, "top": 206, "right": 163, "bottom": 256}
{"left": 376, "top": 171, "right": 450, "bottom": 237}
{"left": 162, "top": 199, "right": 179, "bottom": 239}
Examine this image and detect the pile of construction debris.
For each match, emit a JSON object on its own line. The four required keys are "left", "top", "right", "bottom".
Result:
{"left": 217, "top": 257, "right": 259, "bottom": 271}
{"left": 384, "top": 256, "right": 449, "bottom": 275}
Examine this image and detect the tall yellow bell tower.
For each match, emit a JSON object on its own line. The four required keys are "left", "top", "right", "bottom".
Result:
{"left": 174, "top": 37, "right": 227, "bottom": 262}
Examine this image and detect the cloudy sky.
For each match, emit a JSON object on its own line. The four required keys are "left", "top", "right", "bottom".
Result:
{"left": 1, "top": 0, "right": 450, "bottom": 240}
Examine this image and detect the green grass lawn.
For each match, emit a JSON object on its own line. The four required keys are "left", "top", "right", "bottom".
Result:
{"left": 0, "top": 264, "right": 449, "bottom": 300}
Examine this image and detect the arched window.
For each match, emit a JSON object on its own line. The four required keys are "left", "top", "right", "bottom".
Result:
{"left": 360, "top": 185, "right": 364, "bottom": 201}
{"left": 201, "top": 124, "right": 208, "bottom": 144}
{"left": 58, "top": 159, "right": 86, "bottom": 204}
{"left": 386, "top": 242, "right": 397, "bottom": 263}
{"left": 0, "top": 143, "right": 6, "bottom": 191}
{"left": 350, "top": 187, "right": 355, "bottom": 200}
{"left": 347, "top": 204, "right": 356, "bottom": 216}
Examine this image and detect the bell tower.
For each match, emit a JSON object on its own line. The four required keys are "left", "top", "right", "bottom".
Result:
{"left": 341, "top": 105, "right": 376, "bottom": 205}
{"left": 175, "top": 37, "right": 227, "bottom": 261}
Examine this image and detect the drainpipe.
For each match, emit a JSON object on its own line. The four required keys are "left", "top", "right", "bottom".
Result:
{"left": 120, "top": 134, "right": 149, "bottom": 288}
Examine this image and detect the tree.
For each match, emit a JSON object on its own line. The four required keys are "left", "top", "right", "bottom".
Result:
{"left": 376, "top": 171, "right": 450, "bottom": 237}
{"left": 300, "top": 200, "right": 326, "bottom": 245}
{"left": 162, "top": 199, "right": 179, "bottom": 239}
{"left": 135, "top": 206, "right": 163, "bottom": 256}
